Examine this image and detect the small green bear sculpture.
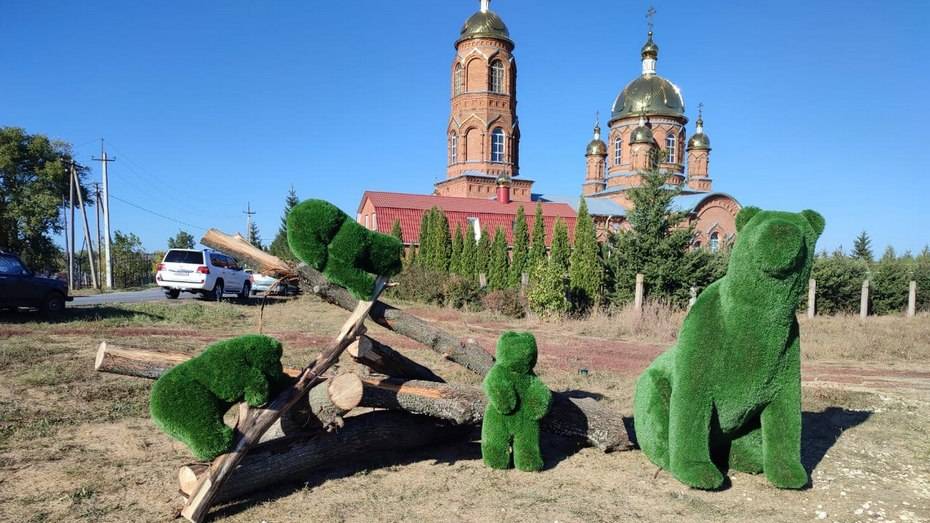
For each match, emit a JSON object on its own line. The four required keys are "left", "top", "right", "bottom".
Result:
{"left": 287, "top": 199, "right": 404, "bottom": 300}
{"left": 634, "top": 207, "right": 824, "bottom": 490}
{"left": 482, "top": 331, "right": 552, "bottom": 472}
{"left": 149, "top": 334, "right": 287, "bottom": 461}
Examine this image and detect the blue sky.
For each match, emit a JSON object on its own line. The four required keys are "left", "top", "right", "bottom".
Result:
{"left": 2, "top": 0, "right": 928, "bottom": 254}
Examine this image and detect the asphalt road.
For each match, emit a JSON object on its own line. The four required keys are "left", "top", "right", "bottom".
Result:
{"left": 70, "top": 288, "right": 212, "bottom": 306}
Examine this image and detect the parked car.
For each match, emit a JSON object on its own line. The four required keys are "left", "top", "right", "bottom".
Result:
{"left": 0, "top": 251, "right": 72, "bottom": 314}
{"left": 245, "top": 269, "right": 299, "bottom": 296}
{"left": 155, "top": 249, "right": 251, "bottom": 300}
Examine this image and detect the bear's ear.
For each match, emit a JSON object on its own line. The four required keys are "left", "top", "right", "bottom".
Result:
{"left": 735, "top": 206, "right": 761, "bottom": 232}
{"left": 801, "top": 209, "right": 825, "bottom": 237}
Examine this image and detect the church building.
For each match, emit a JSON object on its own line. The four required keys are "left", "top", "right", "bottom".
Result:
{"left": 357, "top": 1, "right": 740, "bottom": 252}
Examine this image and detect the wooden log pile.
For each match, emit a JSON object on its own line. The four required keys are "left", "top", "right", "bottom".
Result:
{"left": 94, "top": 229, "right": 633, "bottom": 522}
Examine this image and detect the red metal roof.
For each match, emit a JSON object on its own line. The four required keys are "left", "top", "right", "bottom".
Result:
{"left": 359, "top": 191, "right": 577, "bottom": 246}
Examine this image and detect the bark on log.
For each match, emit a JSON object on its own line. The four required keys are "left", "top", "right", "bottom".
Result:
{"left": 197, "top": 229, "right": 495, "bottom": 376}
{"left": 178, "top": 411, "right": 468, "bottom": 505}
{"left": 94, "top": 342, "right": 302, "bottom": 380}
{"left": 359, "top": 377, "right": 633, "bottom": 452}
{"left": 348, "top": 335, "right": 444, "bottom": 383}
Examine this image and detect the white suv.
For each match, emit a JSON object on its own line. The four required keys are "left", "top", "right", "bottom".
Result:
{"left": 155, "top": 249, "right": 252, "bottom": 300}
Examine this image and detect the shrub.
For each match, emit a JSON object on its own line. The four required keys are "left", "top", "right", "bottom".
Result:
{"left": 807, "top": 253, "right": 869, "bottom": 314}
{"left": 390, "top": 265, "right": 448, "bottom": 305}
{"left": 871, "top": 254, "right": 911, "bottom": 315}
{"left": 482, "top": 289, "right": 526, "bottom": 318}
{"left": 443, "top": 274, "right": 482, "bottom": 310}
{"left": 527, "top": 260, "right": 570, "bottom": 318}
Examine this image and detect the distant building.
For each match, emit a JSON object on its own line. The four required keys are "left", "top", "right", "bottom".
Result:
{"left": 356, "top": 1, "right": 740, "bottom": 253}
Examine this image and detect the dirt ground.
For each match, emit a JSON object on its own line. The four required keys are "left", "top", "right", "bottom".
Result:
{"left": 0, "top": 297, "right": 928, "bottom": 522}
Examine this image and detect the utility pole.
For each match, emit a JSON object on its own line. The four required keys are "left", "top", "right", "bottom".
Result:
{"left": 94, "top": 183, "right": 102, "bottom": 277}
{"left": 93, "top": 140, "right": 116, "bottom": 289}
{"left": 71, "top": 161, "right": 98, "bottom": 289}
{"left": 244, "top": 202, "right": 256, "bottom": 244}
{"left": 63, "top": 195, "right": 72, "bottom": 290}
{"left": 68, "top": 162, "right": 75, "bottom": 291}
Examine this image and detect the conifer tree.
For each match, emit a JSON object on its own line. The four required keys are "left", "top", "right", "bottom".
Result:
{"left": 509, "top": 206, "right": 529, "bottom": 287}
{"left": 450, "top": 225, "right": 464, "bottom": 275}
{"left": 269, "top": 186, "right": 300, "bottom": 261}
{"left": 852, "top": 231, "right": 873, "bottom": 262}
{"left": 461, "top": 227, "right": 477, "bottom": 279}
{"left": 550, "top": 218, "right": 571, "bottom": 274}
{"left": 604, "top": 171, "right": 697, "bottom": 306}
{"left": 429, "top": 208, "right": 451, "bottom": 272}
{"left": 528, "top": 202, "right": 547, "bottom": 269}
{"left": 416, "top": 209, "right": 434, "bottom": 268}
{"left": 476, "top": 227, "right": 492, "bottom": 280}
{"left": 527, "top": 258, "right": 570, "bottom": 317}
{"left": 569, "top": 198, "right": 604, "bottom": 308}
{"left": 391, "top": 219, "right": 403, "bottom": 243}
{"left": 488, "top": 227, "right": 510, "bottom": 290}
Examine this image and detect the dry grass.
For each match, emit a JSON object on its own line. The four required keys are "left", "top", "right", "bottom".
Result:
{"left": 800, "top": 312, "right": 930, "bottom": 362}
{"left": 0, "top": 299, "right": 928, "bottom": 522}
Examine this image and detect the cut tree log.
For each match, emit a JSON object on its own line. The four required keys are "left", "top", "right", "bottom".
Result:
{"left": 178, "top": 411, "right": 468, "bottom": 505}
{"left": 94, "top": 345, "right": 632, "bottom": 452}
{"left": 348, "top": 335, "right": 444, "bottom": 383}
{"left": 94, "top": 342, "right": 302, "bottom": 380}
{"left": 198, "top": 229, "right": 495, "bottom": 376}
{"left": 358, "top": 376, "right": 633, "bottom": 451}
{"left": 305, "top": 373, "right": 363, "bottom": 431}
{"left": 180, "top": 276, "right": 389, "bottom": 523}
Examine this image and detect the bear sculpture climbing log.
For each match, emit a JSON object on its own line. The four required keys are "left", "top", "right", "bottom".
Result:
{"left": 634, "top": 207, "right": 824, "bottom": 490}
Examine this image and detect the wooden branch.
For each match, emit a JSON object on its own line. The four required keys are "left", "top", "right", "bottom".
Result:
{"left": 180, "top": 276, "right": 389, "bottom": 523}
{"left": 348, "top": 335, "right": 444, "bottom": 383}
{"left": 296, "top": 264, "right": 494, "bottom": 376}
{"left": 358, "top": 377, "right": 633, "bottom": 452}
{"left": 200, "top": 228, "right": 495, "bottom": 376}
{"left": 178, "top": 411, "right": 468, "bottom": 505}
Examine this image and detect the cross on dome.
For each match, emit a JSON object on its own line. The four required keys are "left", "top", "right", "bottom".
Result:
{"left": 480, "top": 0, "right": 490, "bottom": 13}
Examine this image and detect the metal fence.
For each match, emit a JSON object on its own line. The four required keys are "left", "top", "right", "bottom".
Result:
{"left": 71, "top": 252, "right": 157, "bottom": 290}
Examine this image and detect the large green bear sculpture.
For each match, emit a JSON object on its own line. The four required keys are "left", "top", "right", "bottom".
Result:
{"left": 149, "top": 335, "right": 287, "bottom": 461}
{"left": 634, "top": 207, "right": 824, "bottom": 490}
{"left": 482, "top": 332, "right": 552, "bottom": 472}
{"left": 287, "top": 199, "right": 404, "bottom": 300}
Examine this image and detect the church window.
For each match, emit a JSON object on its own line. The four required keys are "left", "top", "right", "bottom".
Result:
{"left": 490, "top": 60, "right": 504, "bottom": 93}
{"left": 450, "top": 133, "right": 458, "bottom": 163}
{"left": 666, "top": 134, "right": 677, "bottom": 163}
{"left": 454, "top": 64, "right": 464, "bottom": 95}
{"left": 491, "top": 128, "right": 505, "bottom": 163}
{"left": 709, "top": 232, "right": 719, "bottom": 253}
{"left": 614, "top": 137, "right": 622, "bottom": 165}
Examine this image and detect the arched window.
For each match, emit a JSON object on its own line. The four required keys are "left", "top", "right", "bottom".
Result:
{"left": 490, "top": 60, "right": 504, "bottom": 93}
{"left": 454, "top": 64, "right": 464, "bottom": 95}
{"left": 666, "top": 133, "right": 677, "bottom": 163}
{"left": 709, "top": 232, "right": 719, "bottom": 253}
{"left": 614, "top": 137, "right": 622, "bottom": 165}
{"left": 491, "top": 128, "right": 505, "bottom": 163}
{"left": 449, "top": 133, "right": 458, "bottom": 163}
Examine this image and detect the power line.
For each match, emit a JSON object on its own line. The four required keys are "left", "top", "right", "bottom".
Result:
{"left": 108, "top": 193, "right": 209, "bottom": 231}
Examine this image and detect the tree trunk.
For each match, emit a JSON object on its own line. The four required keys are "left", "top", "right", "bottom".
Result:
{"left": 348, "top": 335, "right": 444, "bottom": 383}
{"left": 358, "top": 377, "right": 633, "bottom": 452}
{"left": 197, "top": 229, "right": 495, "bottom": 376}
{"left": 178, "top": 411, "right": 467, "bottom": 505}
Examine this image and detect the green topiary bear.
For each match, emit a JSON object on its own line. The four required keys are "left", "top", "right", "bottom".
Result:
{"left": 634, "top": 207, "right": 825, "bottom": 490}
{"left": 149, "top": 335, "right": 287, "bottom": 461}
{"left": 287, "top": 199, "right": 404, "bottom": 300}
{"left": 482, "top": 331, "right": 552, "bottom": 472}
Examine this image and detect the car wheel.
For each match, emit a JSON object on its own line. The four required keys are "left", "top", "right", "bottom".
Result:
{"left": 41, "top": 293, "right": 66, "bottom": 316}
{"left": 165, "top": 289, "right": 180, "bottom": 300}
{"left": 212, "top": 280, "right": 224, "bottom": 302}
{"left": 238, "top": 281, "right": 251, "bottom": 300}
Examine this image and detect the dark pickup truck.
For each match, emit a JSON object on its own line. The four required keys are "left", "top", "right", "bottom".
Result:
{"left": 0, "top": 251, "right": 72, "bottom": 314}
